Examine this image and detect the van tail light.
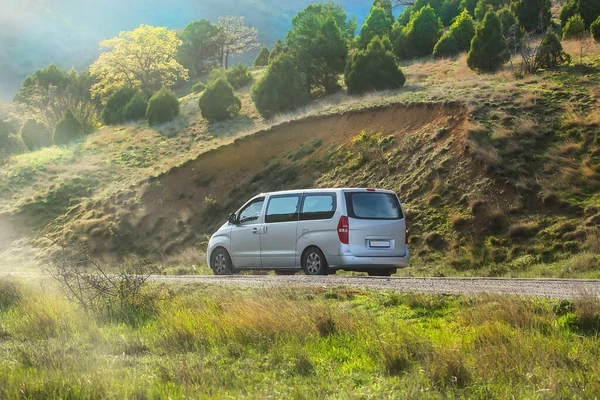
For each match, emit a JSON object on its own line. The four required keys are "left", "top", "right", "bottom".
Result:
{"left": 405, "top": 220, "right": 409, "bottom": 245}
{"left": 338, "top": 216, "right": 349, "bottom": 244}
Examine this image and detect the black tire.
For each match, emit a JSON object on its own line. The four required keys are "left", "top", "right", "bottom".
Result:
{"left": 210, "top": 248, "right": 234, "bottom": 275}
{"left": 367, "top": 269, "right": 395, "bottom": 277}
{"left": 302, "top": 247, "right": 328, "bottom": 276}
{"left": 275, "top": 270, "right": 297, "bottom": 276}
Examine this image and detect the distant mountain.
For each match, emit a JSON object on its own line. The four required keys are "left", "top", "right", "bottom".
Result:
{"left": 0, "top": 0, "right": 397, "bottom": 100}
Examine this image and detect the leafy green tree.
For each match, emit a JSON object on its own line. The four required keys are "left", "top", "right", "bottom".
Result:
{"left": 285, "top": 3, "right": 357, "bottom": 47}
{"left": 192, "top": 81, "right": 206, "bottom": 93}
{"left": 53, "top": 110, "right": 83, "bottom": 145}
{"left": 562, "top": 14, "right": 586, "bottom": 40}
{"left": 345, "top": 36, "right": 406, "bottom": 95}
{"left": 373, "top": 0, "right": 395, "bottom": 25}
{"left": 460, "top": 0, "right": 479, "bottom": 16}
{"left": 251, "top": 55, "right": 309, "bottom": 118}
{"left": 14, "top": 65, "right": 71, "bottom": 103}
{"left": 592, "top": 16, "right": 600, "bottom": 41}
{"left": 101, "top": 87, "right": 137, "bottom": 125}
{"left": 269, "top": 39, "right": 285, "bottom": 63}
{"left": 90, "top": 25, "right": 188, "bottom": 101}
{"left": 178, "top": 20, "right": 221, "bottom": 76}
{"left": 433, "top": 9, "right": 476, "bottom": 57}
{"left": 253, "top": 47, "right": 270, "bottom": 66}
{"left": 146, "top": 89, "right": 180, "bottom": 125}
{"left": 359, "top": 7, "right": 394, "bottom": 48}
{"left": 226, "top": 64, "right": 254, "bottom": 89}
{"left": 20, "top": 120, "right": 52, "bottom": 150}
{"left": 534, "top": 32, "right": 571, "bottom": 68}
{"left": 397, "top": 7, "right": 413, "bottom": 26}
{"left": 498, "top": 8, "right": 524, "bottom": 54}
{"left": 414, "top": 0, "right": 442, "bottom": 12}
{"left": 511, "top": 0, "right": 552, "bottom": 32}
{"left": 474, "top": 0, "right": 493, "bottom": 21}
{"left": 123, "top": 94, "right": 148, "bottom": 121}
{"left": 403, "top": 5, "right": 444, "bottom": 58}
{"left": 467, "top": 11, "right": 509, "bottom": 72}
{"left": 199, "top": 79, "right": 241, "bottom": 122}
{"left": 0, "top": 124, "right": 24, "bottom": 157}
{"left": 560, "top": 0, "right": 600, "bottom": 28}
{"left": 439, "top": 0, "right": 460, "bottom": 26}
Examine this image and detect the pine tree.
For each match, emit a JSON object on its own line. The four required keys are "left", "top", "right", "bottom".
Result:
{"left": 269, "top": 39, "right": 284, "bottom": 63}
{"left": 433, "top": 9, "right": 476, "bottom": 57}
{"left": 53, "top": 110, "right": 83, "bottom": 145}
{"left": 511, "top": 0, "right": 552, "bottom": 32}
{"left": 358, "top": 7, "right": 394, "bottom": 48}
{"left": 253, "top": 47, "right": 270, "bottom": 67}
{"left": 467, "top": 11, "right": 509, "bottom": 72}
{"left": 403, "top": 5, "right": 445, "bottom": 57}
{"left": 199, "top": 79, "right": 241, "bottom": 122}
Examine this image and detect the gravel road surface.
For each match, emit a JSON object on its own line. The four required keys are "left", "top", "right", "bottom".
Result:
{"left": 150, "top": 275, "right": 600, "bottom": 299}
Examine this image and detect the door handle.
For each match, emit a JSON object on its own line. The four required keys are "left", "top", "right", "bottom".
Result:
{"left": 263, "top": 226, "right": 268, "bottom": 233}
{"left": 252, "top": 227, "right": 258, "bottom": 233}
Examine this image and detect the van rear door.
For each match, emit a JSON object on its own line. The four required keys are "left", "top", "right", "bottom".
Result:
{"left": 343, "top": 190, "right": 407, "bottom": 257}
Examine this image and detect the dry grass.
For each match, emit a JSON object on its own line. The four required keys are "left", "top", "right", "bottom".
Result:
{"left": 586, "top": 227, "right": 600, "bottom": 254}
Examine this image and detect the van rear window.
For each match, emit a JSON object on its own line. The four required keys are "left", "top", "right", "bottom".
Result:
{"left": 344, "top": 192, "right": 403, "bottom": 220}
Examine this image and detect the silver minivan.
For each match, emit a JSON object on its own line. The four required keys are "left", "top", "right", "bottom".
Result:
{"left": 206, "top": 188, "right": 409, "bottom": 276}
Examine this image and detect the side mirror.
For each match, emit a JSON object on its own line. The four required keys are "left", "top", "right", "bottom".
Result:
{"left": 228, "top": 213, "right": 239, "bottom": 225}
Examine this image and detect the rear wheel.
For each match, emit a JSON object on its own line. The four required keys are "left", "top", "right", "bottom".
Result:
{"left": 211, "top": 248, "right": 234, "bottom": 275}
{"left": 367, "top": 269, "right": 395, "bottom": 277}
{"left": 302, "top": 247, "right": 328, "bottom": 276}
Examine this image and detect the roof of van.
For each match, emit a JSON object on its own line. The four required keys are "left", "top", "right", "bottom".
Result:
{"left": 256, "top": 188, "right": 397, "bottom": 197}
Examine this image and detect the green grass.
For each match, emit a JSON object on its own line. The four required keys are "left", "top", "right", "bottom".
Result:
{"left": 1, "top": 278, "right": 600, "bottom": 399}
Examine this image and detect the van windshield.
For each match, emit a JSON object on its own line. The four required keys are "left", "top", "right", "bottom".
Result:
{"left": 345, "top": 192, "right": 403, "bottom": 220}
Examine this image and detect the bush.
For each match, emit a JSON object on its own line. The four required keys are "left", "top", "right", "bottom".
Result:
{"left": 498, "top": 7, "right": 524, "bottom": 53}
{"left": 101, "top": 87, "right": 137, "bottom": 125}
{"left": 123, "top": 94, "right": 148, "bottom": 121}
{"left": 53, "top": 110, "right": 83, "bottom": 145}
{"left": 561, "top": 0, "right": 600, "bottom": 28}
{"left": 467, "top": 11, "right": 509, "bottom": 72}
{"left": 0, "top": 126, "right": 25, "bottom": 156}
{"left": 474, "top": 0, "right": 493, "bottom": 21}
{"left": 511, "top": 0, "right": 552, "bottom": 32}
{"left": 226, "top": 64, "right": 254, "bottom": 89}
{"left": 433, "top": 9, "right": 475, "bottom": 57}
{"left": 358, "top": 6, "right": 394, "bottom": 48}
{"left": 592, "top": 16, "right": 600, "bottom": 41}
{"left": 562, "top": 14, "right": 586, "bottom": 40}
{"left": 192, "top": 81, "right": 206, "bottom": 93}
{"left": 146, "top": 89, "right": 180, "bottom": 125}
{"left": 460, "top": 0, "right": 478, "bottom": 16}
{"left": 19, "top": 119, "right": 52, "bottom": 150}
{"left": 199, "top": 78, "right": 241, "bottom": 122}
{"left": 254, "top": 47, "right": 270, "bottom": 67}
{"left": 439, "top": 0, "right": 460, "bottom": 26}
{"left": 251, "top": 55, "right": 309, "bottom": 119}
{"left": 534, "top": 31, "right": 571, "bottom": 68}
{"left": 269, "top": 39, "right": 284, "bottom": 63}
{"left": 397, "top": 7, "right": 413, "bottom": 26}
{"left": 345, "top": 36, "right": 406, "bottom": 95}
{"left": 402, "top": 5, "right": 444, "bottom": 58}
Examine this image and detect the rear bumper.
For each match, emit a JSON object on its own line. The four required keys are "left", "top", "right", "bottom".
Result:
{"left": 327, "top": 250, "right": 410, "bottom": 269}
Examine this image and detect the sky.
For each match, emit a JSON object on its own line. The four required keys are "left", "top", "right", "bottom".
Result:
{"left": 0, "top": 0, "right": 388, "bottom": 100}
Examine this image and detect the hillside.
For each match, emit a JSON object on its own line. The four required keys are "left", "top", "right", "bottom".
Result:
{"left": 1, "top": 40, "right": 599, "bottom": 277}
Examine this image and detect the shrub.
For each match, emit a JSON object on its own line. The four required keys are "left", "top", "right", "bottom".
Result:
{"left": 226, "top": 64, "right": 253, "bottom": 89}
{"left": 269, "top": 39, "right": 284, "bottom": 63}
{"left": 19, "top": 119, "right": 52, "bottom": 150}
{"left": 101, "top": 87, "right": 137, "bottom": 125}
{"left": 467, "top": 11, "right": 509, "bottom": 72}
{"left": 498, "top": 7, "right": 524, "bottom": 53}
{"left": 345, "top": 36, "right": 406, "bottom": 95}
{"left": 474, "top": 0, "right": 494, "bottom": 21}
{"left": 192, "top": 81, "right": 206, "bottom": 93}
{"left": 397, "top": 7, "right": 413, "bottom": 26}
{"left": 53, "top": 110, "right": 83, "bottom": 145}
{"left": 439, "top": 0, "right": 460, "bottom": 26}
{"left": 403, "top": 5, "right": 445, "bottom": 58}
{"left": 358, "top": 6, "right": 394, "bottom": 48}
{"left": 562, "top": 14, "right": 586, "bottom": 40}
{"left": 592, "top": 16, "right": 600, "bottom": 41}
{"left": 251, "top": 55, "right": 308, "bottom": 119}
{"left": 511, "top": 0, "right": 552, "bottom": 32}
{"left": 199, "top": 78, "right": 241, "bottom": 122}
{"left": 534, "top": 32, "right": 571, "bottom": 68}
{"left": 433, "top": 9, "right": 475, "bottom": 57}
{"left": 561, "top": 0, "right": 600, "bottom": 28}
{"left": 123, "top": 94, "right": 148, "bottom": 121}
{"left": 253, "top": 47, "right": 270, "bottom": 67}
{"left": 146, "top": 89, "right": 180, "bottom": 125}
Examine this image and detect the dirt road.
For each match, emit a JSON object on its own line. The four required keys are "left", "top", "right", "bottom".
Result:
{"left": 150, "top": 275, "right": 600, "bottom": 299}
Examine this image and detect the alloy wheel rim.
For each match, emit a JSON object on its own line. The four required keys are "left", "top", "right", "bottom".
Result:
{"left": 214, "top": 253, "right": 227, "bottom": 274}
{"left": 306, "top": 253, "right": 321, "bottom": 274}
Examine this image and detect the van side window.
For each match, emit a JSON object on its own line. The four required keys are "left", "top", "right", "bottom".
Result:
{"left": 265, "top": 195, "right": 300, "bottom": 223}
{"left": 238, "top": 198, "right": 264, "bottom": 224}
{"left": 300, "top": 194, "right": 336, "bottom": 221}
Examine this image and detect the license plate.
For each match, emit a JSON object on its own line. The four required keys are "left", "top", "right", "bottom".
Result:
{"left": 369, "top": 240, "right": 390, "bottom": 248}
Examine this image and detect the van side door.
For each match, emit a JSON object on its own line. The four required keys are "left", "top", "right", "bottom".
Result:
{"left": 260, "top": 193, "right": 301, "bottom": 269}
{"left": 230, "top": 197, "right": 265, "bottom": 268}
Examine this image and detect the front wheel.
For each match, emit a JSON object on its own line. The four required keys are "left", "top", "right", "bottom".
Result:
{"left": 302, "top": 247, "right": 328, "bottom": 276}
{"left": 211, "top": 248, "right": 234, "bottom": 275}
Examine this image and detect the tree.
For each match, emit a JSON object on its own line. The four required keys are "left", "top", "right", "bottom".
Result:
{"left": 511, "top": 0, "right": 552, "bottom": 32}
{"left": 460, "top": 0, "right": 479, "bottom": 16}
{"left": 560, "top": 0, "right": 600, "bottom": 28}
{"left": 225, "top": 64, "right": 254, "bottom": 89}
{"left": 251, "top": 55, "right": 309, "bottom": 119}
{"left": 254, "top": 47, "right": 270, "bottom": 66}
{"left": 199, "top": 79, "right": 241, "bottom": 122}
{"left": 13, "top": 65, "right": 71, "bottom": 103}
{"left": 397, "top": 7, "right": 413, "bottom": 26}
{"left": 474, "top": 0, "right": 493, "bottom": 21}
{"left": 123, "top": 94, "right": 148, "bottom": 122}
{"left": 101, "top": 87, "right": 137, "bottom": 125}
{"left": 534, "top": 31, "right": 571, "bottom": 68}
{"left": 89, "top": 25, "right": 188, "bottom": 102}
{"left": 467, "top": 11, "right": 509, "bottom": 72}
{"left": 53, "top": 110, "right": 83, "bottom": 145}
{"left": 216, "top": 16, "right": 260, "bottom": 69}
{"left": 285, "top": 3, "right": 357, "bottom": 46}
{"left": 269, "top": 39, "right": 285, "bottom": 63}
{"left": 563, "top": 14, "right": 586, "bottom": 40}
{"left": 359, "top": 7, "right": 394, "bottom": 48}
{"left": 192, "top": 81, "right": 207, "bottom": 93}
{"left": 374, "top": 0, "right": 395, "bottom": 25}
{"left": 592, "top": 16, "right": 600, "bottom": 41}
{"left": 498, "top": 7, "right": 524, "bottom": 54}
{"left": 433, "top": 9, "right": 476, "bottom": 57}
{"left": 146, "top": 89, "right": 180, "bottom": 125}
{"left": 402, "top": 5, "right": 444, "bottom": 58}
{"left": 345, "top": 36, "right": 406, "bottom": 95}
{"left": 178, "top": 20, "right": 221, "bottom": 76}
{"left": 20, "top": 120, "right": 52, "bottom": 150}
{"left": 439, "top": 0, "right": 460, "bottom": 26}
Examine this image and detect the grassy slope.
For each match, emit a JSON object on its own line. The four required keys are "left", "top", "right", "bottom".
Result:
{"left": 1, "top": 43, "right": 600, "bottom": 276}
{"left": 1, "top": 278, "right": 600, "bottom": 399}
